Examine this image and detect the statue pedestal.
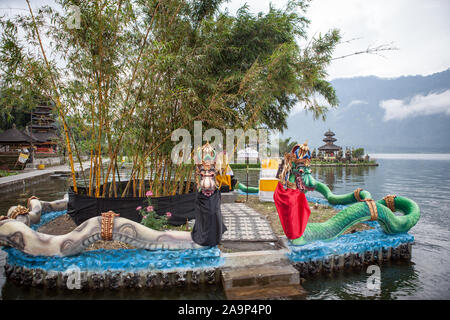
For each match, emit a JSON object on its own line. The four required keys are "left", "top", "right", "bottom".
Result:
{"left": 284, "top": 224, "right": 414, "bottom": 277}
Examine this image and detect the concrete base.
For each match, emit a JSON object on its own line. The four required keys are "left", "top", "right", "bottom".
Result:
{"left": 292, "top": 243, "right": 413, "bottom": 277}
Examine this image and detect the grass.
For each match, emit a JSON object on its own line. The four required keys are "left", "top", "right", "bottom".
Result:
{"left": 229, "top": 163, "right": 260, "bottom": 169}
{"left": 238, "top": 194, "right": 372, "bottom": 236}
{"left": 0, "top": 170, "right": 19, "bottom": 177}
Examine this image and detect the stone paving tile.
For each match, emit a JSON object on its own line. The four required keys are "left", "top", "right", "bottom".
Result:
{"left": 221, "top": 203, "right": 278, "bottom": 242}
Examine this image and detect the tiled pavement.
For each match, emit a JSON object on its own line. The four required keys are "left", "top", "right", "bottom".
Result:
{"left": 221, "top": 203, "right": 278, "bottom": 242}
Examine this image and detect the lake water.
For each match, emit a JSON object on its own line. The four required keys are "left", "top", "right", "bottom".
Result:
{"left": 1, "top": 154, "right": 450, "bottom": 299}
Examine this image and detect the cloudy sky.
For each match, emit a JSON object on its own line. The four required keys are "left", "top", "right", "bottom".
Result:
{"left": 1, "top": 0, "right": 449, "bottom": 79}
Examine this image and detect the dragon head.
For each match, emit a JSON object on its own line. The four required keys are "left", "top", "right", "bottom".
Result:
{"left": 196, "top": 142, "right": 217, "bottom": 197}
{"left": 277, "top": 140, "right": 316, "bottom": 192}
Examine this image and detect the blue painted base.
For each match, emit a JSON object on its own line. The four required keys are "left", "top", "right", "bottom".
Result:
{"left": 3, "top": 246, "right": 223, "bottom": 273}
{"left": 287, "top": 224, "right": 414, "bottom": 263}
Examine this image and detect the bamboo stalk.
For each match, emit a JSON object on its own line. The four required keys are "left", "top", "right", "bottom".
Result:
{"left": 88, "top": 149, "right": 94, "bottom": 196}
{"left": 184, "top": 165, "right": 194, "bottom": 194}
{"left": 133, "top": 165, "right": 138, "bottom": 198}
{"left": 161, "top": 158, "right": 168, "bottom": 195}
{"left": 114, "top": 157, "right": 120, "bottom": 197}
{"left": 108, "top": 160, "right": 116, "bottom": 198}
{"left": 139, "top": 161, "right": 145, "bottom": 197}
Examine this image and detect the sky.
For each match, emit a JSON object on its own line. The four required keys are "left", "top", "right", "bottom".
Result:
{"left": 1, "top": 0, "right": 449, "bottom": 79}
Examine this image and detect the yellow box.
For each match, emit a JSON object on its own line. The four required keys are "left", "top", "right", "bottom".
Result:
{"left": 259, "top": 179, "right": 278, "bottom": 192}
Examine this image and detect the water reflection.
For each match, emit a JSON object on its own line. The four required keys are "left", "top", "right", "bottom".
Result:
{"left": 303, "top": 261, "right": 420, "bottom": 300}
{"left": 0, "top": 178, "right": 69, "bottom": 214}
{"left": 289, "top": 166, "right": 377, "bottom": 193}
{"left": 306, "top": 159, "right": 450, "bottom": 300}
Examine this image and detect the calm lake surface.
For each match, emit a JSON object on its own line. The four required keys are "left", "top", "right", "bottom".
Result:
{"left": 1, "top": 154, "right": 450, "bottom": 299}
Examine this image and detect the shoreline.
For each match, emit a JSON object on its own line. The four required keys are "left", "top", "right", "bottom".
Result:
{"left": 310, "top": 163, "right": 379, "bottom": 167}
{"left": 0, "top": 161, "right": 92, "bottom": 193}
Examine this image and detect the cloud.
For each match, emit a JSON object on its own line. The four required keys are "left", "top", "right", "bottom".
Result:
{"left": 380, "top": 90, "right": 450, "bottom": 121}
{"left": 348, "top": 100, "right": 368, "bottom": 107}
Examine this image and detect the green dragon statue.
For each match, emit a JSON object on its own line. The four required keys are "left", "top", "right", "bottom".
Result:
{"left": 291, "top": 166, "right": 420, "bottom": 245}
{"left": 240, "top": 142, "right": 420, "bottom": 246}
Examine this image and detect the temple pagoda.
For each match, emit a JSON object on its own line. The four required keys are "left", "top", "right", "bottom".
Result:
{"left": 318, "top": 130, "right": 342, "bottom": 157}
{"left": 28, "top": 99, "right": 59, "bottom": 154}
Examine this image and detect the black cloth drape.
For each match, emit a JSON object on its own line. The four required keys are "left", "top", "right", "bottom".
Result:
{"left": 191, "top": 190, "right": 227, "bottom": 246}
{"left": 67, "top": 188, "right": 197, "bottom": 226}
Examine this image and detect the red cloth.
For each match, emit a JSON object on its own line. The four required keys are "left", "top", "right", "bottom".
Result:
{"left": 273, "top": 182, "right": 311, "bottom": 239}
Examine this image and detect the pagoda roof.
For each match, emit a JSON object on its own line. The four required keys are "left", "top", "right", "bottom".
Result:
{"left": 324, "top": 129, "right": 335, "bottom": 137}
{"left": 318, "top": 143, "right": 342, "bottom": 151}
{"left": 31, "top": 124, "right": 57, "bottom": 130}
{"left": 0, "top": 124, "right": 37, "bottom": 144}
{"left": 323, "top": 137, "right": 337, "bottom": 143}
{"left": 31, "top": 131, "right": 59, "bottom": 142}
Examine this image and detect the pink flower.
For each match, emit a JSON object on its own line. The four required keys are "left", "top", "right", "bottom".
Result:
{"left": 166, "top": 212, "right": 172, "bottom": 217}
{"left": 146, "top": 206, "right": 154, "bottom": 212}
{"left": 143, "top": 216, "right": 147, "bottom": 219}
{"left": 136, "top": 206, "right": 142, "bottom": 211}
{"left": 146, "top": 190, "right": 153, "bottom": 197}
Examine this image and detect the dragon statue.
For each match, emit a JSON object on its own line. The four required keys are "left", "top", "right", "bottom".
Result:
{"left": 242, "top": 141, "right": 420, "bottom": 245}
{"left": 0, "top": 198, "right": 202, "bottom": 257}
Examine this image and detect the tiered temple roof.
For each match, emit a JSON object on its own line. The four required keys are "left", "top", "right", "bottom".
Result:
{"left": 0, "top": 124, "right": 36, "bottom": 145}
{"left": 318, "top": 130, "right": 342, "bottom": 153}
{"left": 29, "top": 100, "right": 59, "bottom": 146}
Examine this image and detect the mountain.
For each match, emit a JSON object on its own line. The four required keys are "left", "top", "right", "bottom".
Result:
{"left": 283, "top": 69, "right": 450, "bottom": 153}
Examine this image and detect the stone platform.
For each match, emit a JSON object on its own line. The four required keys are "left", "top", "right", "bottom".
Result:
{"left": 221, "top": 263, "right": 305, "bottom": 300}
{"left": 221, "top": 203, "right": 277, "bottom": 242}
